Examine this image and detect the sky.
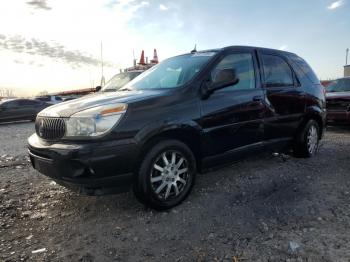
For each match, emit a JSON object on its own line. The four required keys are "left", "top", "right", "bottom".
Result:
{"left": 0, "top": 0, "right": 349, "bottom": 97}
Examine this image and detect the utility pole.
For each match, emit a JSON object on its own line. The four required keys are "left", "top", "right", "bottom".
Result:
{"left": 346, "top": 48, "right": 349, "bottom": 65}
{"left": 100, "top": 41, "right": 105, "bottom": 87}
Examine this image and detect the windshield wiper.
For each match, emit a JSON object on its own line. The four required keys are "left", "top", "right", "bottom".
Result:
{"left": 119, "top": 87, "right": 134, "bottom": 91}
{"left": 102, "top": 89, "right": 116, "bottom": 92}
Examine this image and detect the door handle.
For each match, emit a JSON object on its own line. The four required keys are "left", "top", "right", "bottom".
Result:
{"left": 252, "top": 96, "right": 263, "bottom": 102}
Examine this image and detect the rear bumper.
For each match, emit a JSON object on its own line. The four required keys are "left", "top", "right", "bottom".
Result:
{"left": 327, "top": 110, "right": 350, "bottom": 125}
{"left": 28, "top": 134, "right": 139, "bottom": 195}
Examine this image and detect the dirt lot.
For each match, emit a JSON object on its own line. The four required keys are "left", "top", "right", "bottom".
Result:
{"left": 1, "top": 122, "right": 350, "bottom": 262}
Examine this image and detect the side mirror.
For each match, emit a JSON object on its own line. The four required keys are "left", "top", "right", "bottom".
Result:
{"left": 95, "top": 86, "right": 102, "bottom": 92}
{"left": 201, "top": 69, "right": 239, "bottom": 99}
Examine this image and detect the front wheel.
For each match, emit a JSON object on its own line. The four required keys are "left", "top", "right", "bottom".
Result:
{"left": 133, "top": 139, "right": 196, "bottom": 210}
{"left": 293, "top": 119, "right": 320, "bottom": 158}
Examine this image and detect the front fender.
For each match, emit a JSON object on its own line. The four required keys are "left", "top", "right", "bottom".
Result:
{"left": 135, "top": 119, "right": 203, "bottom": 147}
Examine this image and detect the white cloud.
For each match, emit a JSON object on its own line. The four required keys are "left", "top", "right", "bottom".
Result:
{"left": 159, "top": 4, "right": 168, "bottom": 11}
{"left": 0, "top": 0, "right": 151, "bottom": 95}
{"left": 327, "top": 0, "right": 345, "bottom": 10}
{"left": 278, "top": 45, "right": 288, "bottom": 51}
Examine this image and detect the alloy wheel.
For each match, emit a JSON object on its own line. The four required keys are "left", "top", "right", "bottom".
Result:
{"left": 150, "top": 150, "right": 190, "bottom": 200}
{"left": 307, "top": 125, "right": 318, "bottom": 154}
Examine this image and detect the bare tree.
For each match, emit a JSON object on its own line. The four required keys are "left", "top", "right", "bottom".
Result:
{"left": 37, "top": 90, "right": 49, "bottom": 96}
{"left": 0, "top": 88, "right": 15, "bottom": 98}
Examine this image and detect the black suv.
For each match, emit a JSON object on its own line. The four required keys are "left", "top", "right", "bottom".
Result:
{"left": 28, "top": 46, "right": 326, "bottom": 210}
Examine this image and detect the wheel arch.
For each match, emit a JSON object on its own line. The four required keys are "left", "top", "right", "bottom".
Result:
{"left": 298, "top": 106, "right": 325, "bottom": 139}
{"left": 135, "top": 123, "right": 203, "bottom": 173}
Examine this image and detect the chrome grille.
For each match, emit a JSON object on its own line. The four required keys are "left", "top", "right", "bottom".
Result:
{"left": 326, "top": 100, "right": 350, "bottom": 111}
{"left": 35, "top": 117, "right": 66, "bottom": 140}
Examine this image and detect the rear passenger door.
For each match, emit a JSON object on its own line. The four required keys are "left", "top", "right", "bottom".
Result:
{"left": 258, "top": 51, "right": 305, "bottom": 142}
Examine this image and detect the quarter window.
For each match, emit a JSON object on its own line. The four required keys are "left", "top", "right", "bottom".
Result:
{"left": 212, "top": 53, "right": 256, "bottom": 91}
{"left": 289, "top": 55, "right": 320, "bottom": 84}
{"left": 262, "top": 54, "right": 294, "bottom": 87}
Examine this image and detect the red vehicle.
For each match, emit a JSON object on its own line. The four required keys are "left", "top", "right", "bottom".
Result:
{"left": 326, "top": 77, "right": 350, "bottom": 125}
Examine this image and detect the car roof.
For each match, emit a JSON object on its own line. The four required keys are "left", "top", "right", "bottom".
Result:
{"left": 335, "top": 76, "right": 350, "bottom": 80}
{"left": 126, "top": 70, "right": 144, "bottom": 73}
{"left": 182, "top": 45, "right": 297, "bottom": 56}
{"left": 1, "top": 98, "right": 38, "bottom": 102}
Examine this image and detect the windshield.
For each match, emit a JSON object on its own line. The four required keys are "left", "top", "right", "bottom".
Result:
{"left": 327, "top": 78, "right": 350, "bottom": 92}
{"left": 102, "top": 71, "right": 142, "bottom": 92}
{"left": 121, "top": 52, "right": 217, "bottom": 90}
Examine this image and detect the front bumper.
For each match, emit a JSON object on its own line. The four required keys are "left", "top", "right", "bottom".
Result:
{"left": 28, "top": 134, "right": 139, "bottom": 195}
{"left": 327, "top": 110, "right": 350, "bottom": 125}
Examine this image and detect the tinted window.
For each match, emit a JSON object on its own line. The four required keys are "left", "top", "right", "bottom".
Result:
{"left": 262, "top": 54, "right": 294, "bottom": 87}
{"left": 212, "top": 53, "right": 255, "bottom": 91}
{"left": 55, "top": 96, "right": 62, "bottom": 101}
{"left": 289, "top": 55, "right": 320, "bottom": 84}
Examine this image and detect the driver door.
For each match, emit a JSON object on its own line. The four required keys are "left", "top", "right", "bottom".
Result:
{"left": 199, "top": 51, "right": 266, "bottom": 161}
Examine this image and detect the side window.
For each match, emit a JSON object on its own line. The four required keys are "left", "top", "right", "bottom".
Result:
{"left": 261, "top": 54, "right": 294, "bottom": 87}
{"left": 211, "top": 53, "right": 255, "bottom": 91}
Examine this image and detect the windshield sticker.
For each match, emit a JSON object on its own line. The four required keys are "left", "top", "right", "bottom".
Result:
{"left": 191, "top": 52, "right": 216, "bottom": 57}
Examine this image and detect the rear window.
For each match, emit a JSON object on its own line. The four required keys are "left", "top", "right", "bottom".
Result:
{"left": 289, "top": 55, "right": 320, "bottom": 84}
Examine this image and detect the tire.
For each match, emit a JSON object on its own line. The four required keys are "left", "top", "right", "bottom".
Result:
{"left": 133, "top": 139, "right": 196, "bottom": 210}
{"left": 293, "top": 119, "right": 320, "bottom": 158}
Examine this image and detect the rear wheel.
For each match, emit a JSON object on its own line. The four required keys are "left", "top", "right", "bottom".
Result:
{"left": 133, "top": 139, "right": 196, "bottom": 210}
{"left": 293, "top": 119, "right": 320, "bottom": 158}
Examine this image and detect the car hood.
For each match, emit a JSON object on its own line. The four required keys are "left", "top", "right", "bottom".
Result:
{"left": 326, "top": 91, "right": 350, "bottom": 100}
{"left": 38, "top": 89, "right": 165, "bottom": 117}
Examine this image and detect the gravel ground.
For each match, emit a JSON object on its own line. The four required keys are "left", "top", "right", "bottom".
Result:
{"left": 0, "top": 121, "right": 35, "bottom": 157}
{"left": 1, "top": 123, "right": 350, "bottom": 262}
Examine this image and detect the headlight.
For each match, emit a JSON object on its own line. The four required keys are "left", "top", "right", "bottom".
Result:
{"left": 65, "top": 103, "right": 127, "bottom": 138}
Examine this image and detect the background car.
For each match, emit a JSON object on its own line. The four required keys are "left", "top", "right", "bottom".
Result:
{"left": 0, "top": 99, "right": 50, "bottom": 123}
{"left": 326, "top": 77, "right": 350, "bottom": 125}
{"left": 34, "top": 95, "right": 63, "bottom": 105}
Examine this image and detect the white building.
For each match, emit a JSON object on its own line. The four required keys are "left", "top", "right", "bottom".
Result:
{"left": 344, "top": 65, "right": 350, "bottom": 77}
